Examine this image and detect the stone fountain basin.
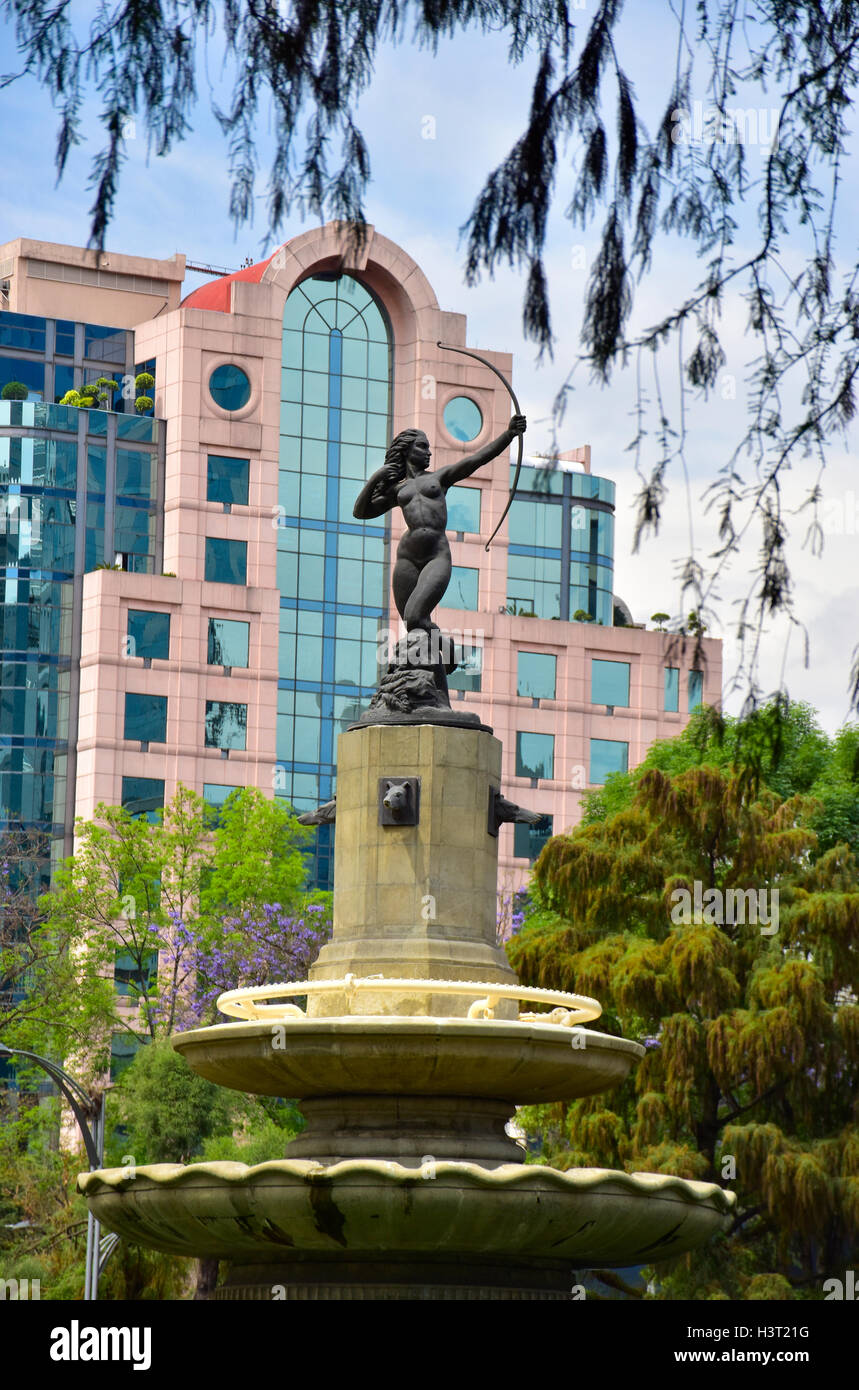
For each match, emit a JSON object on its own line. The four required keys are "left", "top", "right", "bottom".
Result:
{"left": 171, "top": 1018, "right": 644, "bottom": 1102}
{"left": 78, "top": 1160, "right": 734, "bottom": 1269}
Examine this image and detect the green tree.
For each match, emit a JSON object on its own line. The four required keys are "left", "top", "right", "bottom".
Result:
{"left": 32, "top": 783, "right": 317, "bottom": 1061}
{"left": 584, "top": 700, "right": 859, "bottom": 860}
{"left": 202, "top": 785, "right": 312, "bottom": 918}
{"left": 509, "top": 762, "right": 859, "bottom": 1299}
{"left": 0, "top": 381, "right": 29, "bottom": 401}
{"left": 114, "top": 1038, "right": 233, "bottom": 1164}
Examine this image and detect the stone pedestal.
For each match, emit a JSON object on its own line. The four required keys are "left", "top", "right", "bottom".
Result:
{"left": 308, "top": 723, "right": 518, "bottom": 1017}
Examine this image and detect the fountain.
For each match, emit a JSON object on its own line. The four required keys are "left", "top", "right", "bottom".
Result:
{"left": 79, "top": 408, "right": 734, "bottom": 1300}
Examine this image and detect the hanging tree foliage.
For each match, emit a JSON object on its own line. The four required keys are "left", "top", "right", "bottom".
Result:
{"left": 2, "top": 2, "right": 859, "bottom": 703}
{"left": 509, "top": 757, "right": 859, "bottom": 1298}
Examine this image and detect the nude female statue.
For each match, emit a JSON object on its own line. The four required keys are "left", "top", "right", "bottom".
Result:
{"left": 353, "top": 415, "right": 527, "bottom": 631}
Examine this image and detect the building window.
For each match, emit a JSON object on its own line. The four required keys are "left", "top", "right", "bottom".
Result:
{"left": 203, "top": 783, "right": 241, "bottom": 826}
{"left": 448, "top": 645, "right": 482, "bottom": 693}
{"left": 0, "top": 312, "right": 47, "bottom": 352}
{"left": 116, "top": 448, "right": 153, "bottom": 498}
{"left": 124, "top": 692, "right": 167, "bottom": 743}
{"left": 205, "top": 536, "right": 247, "bottom": 584}
{"left": 664, "top": 667, "right": 679, "bottom": 712}
{"left": 84, "top": 324, "right": 126, "bottom": 365}
{"left": 207, "top": 454, "right": 250, "bottom": 506}
{"left": 591, "top": 658, "right": 630, "bottom": 707}
{"left": 517, "top": 651, "right": 556, "bottom": 699}
{"left": 446, "top": 486, "right": 481, "bottom": 534}
{"left": 516, "top": 731, "right": 554, "bottom": 781}
{"left": 55, "top": 319, "right": 76, "bottom": 355}
{"left": 590, "top": 738, "right": 628, "bottom": 784}
{"left": 446, "top": 565, "right": 479, "bottom": 610}
{"left": 205, "top": 700, "right": 247, "bottom": 750}
{"left": 688, "top": 669, "right": 704, "bottom": 711}
{"left": 514, "top": 814, "right": 553, "bottom": 862}
{"left": 209, "top": 364, "right": 251, "bottom": 411}
{"left": 121, "top": 776, "right": 165, "bottom": 822}
{"left": 0, "top": 357, "right": 45, "bottom": 401}
{"left": 443, "top": 396, "right": 483, "bottom": 442}
{"left": 509, "top": 499, "right": 563, "bottom": 548}
{"left": 127, "top": 610, "right": 170, "bottom": 661}
{"left": 114, "top": 949, "right": 159, "bottom": 997}
{"left": 110, "top": 1032, "right": 144, "bottom": 1081}
{"left": 208, "top": 617, "right": 249, "bottom": 668}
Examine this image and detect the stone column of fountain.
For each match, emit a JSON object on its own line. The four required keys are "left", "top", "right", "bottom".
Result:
{"left": 79, "top": 414, "right": 734, "bottom": 1300}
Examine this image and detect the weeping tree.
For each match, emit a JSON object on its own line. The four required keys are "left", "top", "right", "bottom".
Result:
{"left": 2, "top": 1, "right": 858, "bottom": 707}
{"left": 508, "top": 761, "right": 859, "bottom": 1298}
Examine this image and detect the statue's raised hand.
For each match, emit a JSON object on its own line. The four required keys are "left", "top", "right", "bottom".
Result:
{"left": 509, "top": 414, "right": 527, "bottom": 436}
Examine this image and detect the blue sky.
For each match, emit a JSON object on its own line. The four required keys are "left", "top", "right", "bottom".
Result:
{"left": 1, "top": 5, "right": 857, "bottom": 731}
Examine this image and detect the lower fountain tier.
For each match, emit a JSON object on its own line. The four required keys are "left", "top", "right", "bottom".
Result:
{"left": 78, "top": 1160, "right": 735, "bottom": 1299}
{"left": 171, "top": 1018, "right": 644, "bottom": 1102}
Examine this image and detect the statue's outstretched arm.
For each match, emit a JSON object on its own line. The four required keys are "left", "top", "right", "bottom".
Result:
{"left": 437, "top": 415, "right": 526, "bottom": 489}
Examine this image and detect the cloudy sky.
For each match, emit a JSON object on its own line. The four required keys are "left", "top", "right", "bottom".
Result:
{"left": 1, "top": 4, "right": 857, "bottom": 732}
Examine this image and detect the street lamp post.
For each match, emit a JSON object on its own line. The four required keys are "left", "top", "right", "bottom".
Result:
{"left": 0, "top": 1043, "right": 106, "bottom": 1299}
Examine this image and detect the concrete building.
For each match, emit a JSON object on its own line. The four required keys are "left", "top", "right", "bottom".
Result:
{"left": 0, "top": 226, "right": 721, "bottom": 913}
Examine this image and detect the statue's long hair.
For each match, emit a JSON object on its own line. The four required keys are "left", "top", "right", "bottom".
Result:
{"left": 384, "top": 428, "right": 425, "bottom": 482}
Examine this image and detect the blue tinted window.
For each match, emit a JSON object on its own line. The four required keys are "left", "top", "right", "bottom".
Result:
{"left": 207, "top": 455, "right": 250, "bottom": 505}
{"left": 665, "top": 667, "right": 679, "bottom": 712}
{"left": 446, "top": 565, "right": 478, "bottom": 610}
{"left": 55, "top": 319, "right": 76, "bottom": 355}
{"left": 121, "top": 775, "right": 165, "bottom": 822}
{"left": 115, "top": 504, "right": 155, "bottom": 561}
{"left": 0, "top": 358, "right": 45, "bottom": 401}
{"left": 513, "top": 815, "right": 553, "bottom": 861}
{"left": 516, "top": 731, "right": 554, "bottom": 780}
{"left": 443, "top": 396, "right": 483, "bottom": 442}
{"left": 446, "top": 486, "right": 481, "bottom": 534}
{"left": 590, "top": 738, "right": 628, "bottom": 784}
{"left": 517, "top": 651, "right": 556, "bottom": 699}
{"left": 688, "top": 670, "right": 704, "bottom": 711}
{"left": 591, "top": 659, "right": 630, "bottom": 706}
{"left": 116, "top": 449, "right": 153, "bottom": 498}
{"left": 208, "top": 618, "right": 249, "bottom": 668}
{"left": 127, "top": 610, "right": 170, "bottom": 660}
{"left": 509, "top": 499, "right": 562, "bottom": 548}
{"left": 53, "top": 363, "right": 75, "bottom": 402}
{"left": 0, "top": 312, "right": 46, "bottom": 351}
{"left": 205, "top": 700, "right": 247, "bottom": 750}
{"left": 85, "top": 324, "right": 126, "bottom": 364}
{"left": 209, "top": 364, "right": 251, "bottom": 411}
{"left": 124, "top": 692, "right": 167, "bottom": 743}
{"left": 114, "top": 949, "right": 158, "bottom": 997}
{"left": 203, "top": 783, "right": 241, "bottom": 826}
{"left": 205, "top": 537, "right": 247, "bottom": 584}
{"left": 110, "top": 1032, "right": 144, "bottom": 1081}
{"left": 448, "top": 645, "right": 482, "bottom": 692}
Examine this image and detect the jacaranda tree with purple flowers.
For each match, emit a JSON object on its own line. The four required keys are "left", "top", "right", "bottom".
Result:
{"left": 31, "top": 784, "right": 329, "bottom": 1078}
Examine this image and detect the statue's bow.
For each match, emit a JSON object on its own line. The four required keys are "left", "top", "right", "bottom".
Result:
{"left": 437, "top": 341, "right": 523, "bottom": 551}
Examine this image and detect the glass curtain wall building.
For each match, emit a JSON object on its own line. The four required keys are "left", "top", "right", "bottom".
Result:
{"left": 276, "top": 275, "right": 391, "bottom": 884}
{"left": 507, "top": 466, "right": 615, "bottom": 625}
{"left": 0, "top": 317, "right": 163, "bottom": 876}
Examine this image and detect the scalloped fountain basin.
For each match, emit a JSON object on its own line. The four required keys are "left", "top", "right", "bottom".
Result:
{"left": 171, "top": 1018, "right": 644, "bottom": 1102}
{"left": 79, "top": 1160, "right": 735, "bottom": 1272}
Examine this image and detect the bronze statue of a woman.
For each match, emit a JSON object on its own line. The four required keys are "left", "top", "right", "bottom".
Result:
{"left": 353, "top": 416, "right": 526, "bottom": 632}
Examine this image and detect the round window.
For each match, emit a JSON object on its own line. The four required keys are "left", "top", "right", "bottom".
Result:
{"left": 209, "top": 364, "right": 251, "bottom": 411}
{"left": 443, "top": 395, "right": 483, "bottom": 442}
